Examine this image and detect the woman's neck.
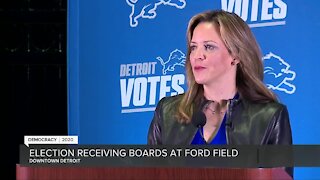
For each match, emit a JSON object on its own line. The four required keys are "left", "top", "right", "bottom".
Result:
{"left": 203, "top": 82, "right": 237, "bottom": 103}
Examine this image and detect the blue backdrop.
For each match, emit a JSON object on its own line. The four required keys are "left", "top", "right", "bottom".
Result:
{"left": 68, "top": 0, "right": 320, "bottom": 179}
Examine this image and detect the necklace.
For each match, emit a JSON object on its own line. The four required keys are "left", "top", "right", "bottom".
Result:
{"left": 203, "top": 100, "right": 229, "bottom": 115}
{"left": 206, "top": 107, "right": 225, "bottom": 115}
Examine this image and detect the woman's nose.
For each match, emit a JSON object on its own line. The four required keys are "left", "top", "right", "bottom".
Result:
{"left": 193, "top": 49, "right": 205, "bottom": 60}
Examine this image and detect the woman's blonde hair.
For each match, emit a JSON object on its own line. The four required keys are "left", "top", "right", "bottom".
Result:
{"left": 177, "top": 10, "right": 277, "bottom": 123}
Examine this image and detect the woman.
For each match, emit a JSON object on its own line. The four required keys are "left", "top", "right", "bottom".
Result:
{"left": 148, "top": 10, "right": 292, "bottom": 146}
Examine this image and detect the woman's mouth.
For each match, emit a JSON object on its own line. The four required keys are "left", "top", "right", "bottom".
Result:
{"left": 194, "top": 66, "right": 206, "bottom": 71}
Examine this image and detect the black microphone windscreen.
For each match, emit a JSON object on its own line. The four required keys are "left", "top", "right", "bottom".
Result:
{"left": 191, "top": 110, "right": 206, "bottom": 127}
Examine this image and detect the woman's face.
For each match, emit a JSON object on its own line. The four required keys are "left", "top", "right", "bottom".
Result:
{"left": 190, "top": 22, "right": 236, "bottom": 86}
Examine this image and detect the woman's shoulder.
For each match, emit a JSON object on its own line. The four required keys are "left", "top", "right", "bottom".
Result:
{"left": 252, "top": 100, "right": 285, "bottom": 108}
{"left": 242, "top": 99, "right": 287, "bottom": 115}
{"left": 153, "top": 94, "right": 184, "bottom": 127}
{"left": 157, "top": 94, "right": 184, "bottom": 109}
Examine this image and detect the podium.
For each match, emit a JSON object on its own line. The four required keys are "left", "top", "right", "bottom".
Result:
{"left": 16, "top": 165, "right": 292, "bottom": 180}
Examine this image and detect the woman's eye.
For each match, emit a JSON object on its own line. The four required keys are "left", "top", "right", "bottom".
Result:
{"left": 205, "top": 44, "right": 215, "bottom": 50}
{"left": 190, "top": 45, "right": 196, "bottom": 51}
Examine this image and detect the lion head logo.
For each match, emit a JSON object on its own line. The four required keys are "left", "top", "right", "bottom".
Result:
{"left": 126, "top": 0, "right": 186, "bottom": 27}
{"left": 156, "top": 49, "right": 186, "bottom": 75}
{"left": 263, "top": 52, "right": 296, "bottom": 94}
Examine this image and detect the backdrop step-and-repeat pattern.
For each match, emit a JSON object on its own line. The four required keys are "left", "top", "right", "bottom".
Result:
{"left": 68, "top": 1, "right": 320, "bottom": 178}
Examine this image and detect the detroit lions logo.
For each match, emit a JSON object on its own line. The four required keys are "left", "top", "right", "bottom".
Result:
{"left": 126, "top": 0, "right": 186, "bottom": 27}
{"left": 157, "top": 49, "right": 186, "bottom": 75}
{"left": 263, "top": 52, "right": 296, "bottom": 94}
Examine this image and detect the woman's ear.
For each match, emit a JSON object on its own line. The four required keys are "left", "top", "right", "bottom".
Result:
{"left": 231, "top": 58, "right": 240, "bottom": 65}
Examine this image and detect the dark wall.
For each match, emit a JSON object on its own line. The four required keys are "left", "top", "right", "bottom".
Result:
{"left": 1, "top": 0, "right": 67, "bottom": 179}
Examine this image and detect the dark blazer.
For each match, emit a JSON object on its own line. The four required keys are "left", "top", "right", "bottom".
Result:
{"left": 147, "top": 94, "right": 293, "bottom": 177}
{"left": 148, "top": 94, "right": 292, "bottom": 145}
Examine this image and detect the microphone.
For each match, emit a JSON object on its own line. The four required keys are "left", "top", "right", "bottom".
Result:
{"left": 192, "top": 99, "right": 209, "bottom": 127}
{"left": 192, "top": 110, "right": 206, "bottom": 127}
{"left": 191, "top": 110, "right": 207, "bottom": 144}
{"left": 225, "top": 121, "right": 233, "bottom": 129}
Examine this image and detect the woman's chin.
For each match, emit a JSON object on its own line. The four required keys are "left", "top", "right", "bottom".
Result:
{"left": 194, "top": 78, "right": 206, "bottom": 85}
